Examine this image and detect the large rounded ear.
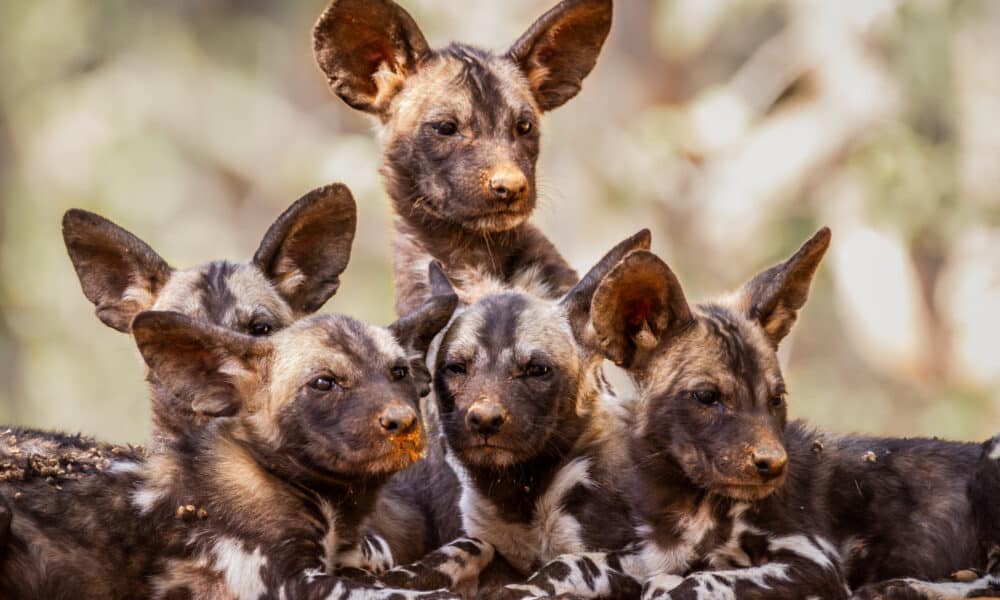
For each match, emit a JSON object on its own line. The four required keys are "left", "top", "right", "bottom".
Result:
{"left": 562, "top": 229, "right": 651, "bottom": 340}
{"left": 388, "top": 261, "right": 458, "bottom": 396}
{"left": 508, "top": 0, "right": 613, "bottom": 112}
{"left": 253, "top": 183, "right": 357, "bottom": 315}
{"left": 63, "top": 210, "right": 174, "bottom": 333}
{"left": 591, "top": 251, "right": 692, "bottom": 368}
{"left": 736, "top": 227, "right": 831, "bottom": 347}
{"left": 313, "top": 0, "right": 430, "bottom": 115}
{"left": 133, "top": 311, "right": 265, "bottom": 421}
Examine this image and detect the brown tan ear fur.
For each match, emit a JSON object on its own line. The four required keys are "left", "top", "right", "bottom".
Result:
{"left": 736, "top": 227, "right": 831, "bottom": 347}
{"left": 313, "top": 0, "right": 430, "bottom": 115}
{"left": 63, "top": 209, "right": 174, "bottom": 333}
{"left": 562, "top": 228, "right": 651, "bottom": 337}
{"left": 508, "top": 0, "right": 613, "bottom": 111}
{"left": 253, "top": 183, "right": 357, "bottom": 315}
{"left": 133, "top": 311, "right": 265, "bottom": 428}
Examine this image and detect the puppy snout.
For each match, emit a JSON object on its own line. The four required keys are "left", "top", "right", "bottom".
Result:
{"left": 466, "top": 400, "right": 508, "bottom": 436}
{"left": 751, "top": 446, "right": 788, "bottom": 480}
{"left": 378, "top": 404, "right": 418, "bottom": 436}
{"left": 488, "top": 167, "right": 528, "bottom": 203}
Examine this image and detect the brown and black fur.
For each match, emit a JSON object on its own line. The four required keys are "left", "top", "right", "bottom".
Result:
{"left": 516, "top": 229, "right": 1000, "bottom": 599}
{"left": 395, "top": 232, "right": 653, "bottom": 599}
{"left": 0, "top": 277, "right": 480, "bottom": 599}
{"left": 62, "top": 183, "right": 358, "bottom": 441}
{"left": 313, "top": 0, "right": 613, "bottom": 316}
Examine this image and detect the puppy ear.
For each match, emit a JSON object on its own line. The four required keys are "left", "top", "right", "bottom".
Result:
{"left": 313, "top": 0, "right": 430, "bottom": 115}
{"left": 253, "top": 184, "right": 357, "bottom": 315}
{"left": 133, "top": 311, "right": 265, "bottom": 423}
{"left": 63, "top": 209, "right": 174, "bottom": 333}
{"left": 735, "top": 227, "right": 831, "bottom": 347}
{"left": 562, "top": 229, "right": 651, "bottom": 340}
{"left": 508, "top": 0, "right": 613, "bottom": 111}
{"left": 590, "top": 251, "right": 692, "bottom": 368}
{"left": 389, "top": 261, "right": 458, "bottom": 396}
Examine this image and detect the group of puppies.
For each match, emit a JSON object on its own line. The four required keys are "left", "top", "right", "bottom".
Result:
{"left": 1, "top": 0, "right": 999, "bottom": 598}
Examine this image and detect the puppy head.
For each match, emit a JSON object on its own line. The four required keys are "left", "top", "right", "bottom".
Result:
{"left": 313, "top": 0, "right": 612, "bottom": 233}
{"left": 434, "top": 230, "right": 650, "bottom": 468}
{"left": 133, "top": 270, "right": 456, "bottom": 480}
{"left": 588, "top": 229, "right": 831, "bottom": 500}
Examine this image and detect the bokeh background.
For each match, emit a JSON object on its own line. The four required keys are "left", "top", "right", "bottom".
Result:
{"left": 1, "top": 0, "right": 998, "bottom": 443}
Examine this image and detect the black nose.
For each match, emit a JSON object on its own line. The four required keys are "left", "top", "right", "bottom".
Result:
{"left": 752, "top": 447, "right": 788, "bottom": 480}
{"left": 466, "top": 401, "right": 508, "bottom": 436}
{"left": 378, "top": 404, "right": 417, "bottom": 435}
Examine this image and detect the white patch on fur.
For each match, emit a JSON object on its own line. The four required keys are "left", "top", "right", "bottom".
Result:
{"left": 446, "top": 452, "right": 592, "bottom": 573}
{"left": 706, "top": 503, "right": 754, "bottom": 569}
{"left": 769, "top": 535, "right": 836, "bottom": 570}
{"left": 131, "top": 485, "right": 167, "bottom": 515}
{"left": 528, "top": 552, "right": 619, "bottom": 597}
{"left": 108, "top": 460, "right": 141, "bottom": 474}
{"left": 641, "top": 573, "right": 685, "bottom": 598}
{"left": 361, "top": 533, "right": 395, "bottom": 573}
{"left": 630, "top": 499, "right": 718, "bottom": 578}
{"left": 672, "top": 564, "right": 789, "bottom": 600}
{"left": 989, "top": 439, "right": 1000, "bottom": 460}
{"left": 303, "top": 567, "right": 324, "bottom": 584}
{"left": 211, "top": 537, "right": 268, "bottom": 600}
{"left": 426, "top": 538, "right": 495, "bottom": 585}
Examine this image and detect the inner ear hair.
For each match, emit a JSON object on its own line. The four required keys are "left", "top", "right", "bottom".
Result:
{"left": 62, "top": 209, "right": 173, "bottom": 333}
{"left": 591, "top": 250, "right": 691, "bottom": 367}
{"left": 508, "top": 0, "right": 613, "bottom": 112}
{"left": 253, "top": 183, "right": 357, "bottom": 315}
{"left": 313, "top": 0, "right": 430, "bottom": 115}
{"left": 740, "top": 227, "right": 832, "bottom": 347}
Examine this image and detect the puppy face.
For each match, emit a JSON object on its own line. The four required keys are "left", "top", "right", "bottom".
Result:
{"left": 256, "top": 315, "right": 426, "bottom": 477}
{"left": 434, "top": 293, "right": 583, "bottom": 467}
{"left": 379, "top": 50, "right": 542, "bottom": 233}
{"left": 431, "top": 230, "right": 654, "bottom": 468}
{"left": 634, "top": 305, "right": 789, "bottom": 500}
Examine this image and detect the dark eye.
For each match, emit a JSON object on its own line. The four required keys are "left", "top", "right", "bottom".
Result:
{"left": 309, "top": 376, "right": 336, "bottom": 392}
{"left": 433, "top": 121, "right": 458, "bottom": 136}
{"left": 391, "top": 366, "right": 409, "bottom": 381}
{"left": 691, "top": 390, "right": 721, "bottom": 406}
{"left": 523, "top": 363, "right": 551, "bottom": 377}
{"left": 248, "top": 321, "right": 272, "bottom": 337}
{"left": 445, "top": 363, "right": 467, "bottom": 375}
{"left": 516, "top": 120, "right": 534, "bottom": 136}
{"left": 770, "top": 395, "right": 785, "bottom": 409}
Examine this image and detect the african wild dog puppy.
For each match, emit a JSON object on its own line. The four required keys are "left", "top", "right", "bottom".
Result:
{"left": 514, "top": 229, "right": 850, "bottom": 600}
{"left": 0, "top": 185, "right": 362, "bottom": 564}
{"left": 0, "top": 275, "right": 493, "bottom": 599}
{"left": 10, "top": 185, "right": 440, "bottom": 579}
{"left": 313, "top": 0, "right": 613, "bottom": 316}
{"left": 411, "top": 231, "right": 653, "bottom": 598}
{"left": 519, "top": 229, "right": 1000, "bottom": 599}
{"left": 62, "top": 183, "right": 358, "bottom": 441}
